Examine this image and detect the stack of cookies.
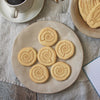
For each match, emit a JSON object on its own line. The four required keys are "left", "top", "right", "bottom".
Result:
{"left": 79, "top": 0, "right": 100, "bottom": 28}
{"left": 18, "top": 27, "right": 75, "bottom": 84}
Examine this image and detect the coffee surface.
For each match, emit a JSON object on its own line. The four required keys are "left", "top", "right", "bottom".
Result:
{"left": 7, "top": 0, "right": 25, "bottom": 5}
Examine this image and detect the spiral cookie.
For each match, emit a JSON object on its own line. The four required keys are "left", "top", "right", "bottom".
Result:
{"left": 18, "top": 47, "right": 37, "bottom": 66}
{"left": 51, "top": 62, "right": 71, "bottom": 81}
{"left": 38, "top": 27, "right": 58, "bottom": 46}
{"left": 55, "top": 40, "right": 75, "bottom": 60}
{"left": 29, "top": 64, "right": 49, "bottom": 83}
{"left": 87, "top": 3, "right": 100, "bottom": 28}
{"left": 79, "top": 0, "right": 100, "bottom": 21}
{"left": 38, "top": 47, "right": 56, "bottom": 66}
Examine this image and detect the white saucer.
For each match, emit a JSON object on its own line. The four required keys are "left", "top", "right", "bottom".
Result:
{"left": 0, "top": 0, "right": 44, "bottom": 23}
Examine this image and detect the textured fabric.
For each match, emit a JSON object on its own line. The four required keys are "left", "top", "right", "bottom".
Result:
{"left": 0, "top": 0, "right": 100, "bottom": 99}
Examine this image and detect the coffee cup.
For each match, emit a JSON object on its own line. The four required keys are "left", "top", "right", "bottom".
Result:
{"left": 5, "top": 0, "right": 34, "bottom": 18}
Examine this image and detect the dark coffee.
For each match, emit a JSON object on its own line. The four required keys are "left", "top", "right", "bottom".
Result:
{"left": 7, "top": 0, "right": 25, "bottom": 5}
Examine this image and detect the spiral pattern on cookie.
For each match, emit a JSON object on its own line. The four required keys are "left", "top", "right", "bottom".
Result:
{"left": 87, "top": 3, "right": 100, "bottom": 28}
{"left": 51, "top": 62, "right": 71, "bottom": 81}
{"left": 38, "top": 47, "right": 56, "bottom": 66}
{"left": 18, "top": 47, "right": 37, "bottom": 66}
{"left": 38, "top": 27, "right": 58, "bottom": 46}
{"left": 55, "top": 40, "right": 75, "bottom": 60}
{"left": 29, "top": 64, "right": 49, "bottom": 83}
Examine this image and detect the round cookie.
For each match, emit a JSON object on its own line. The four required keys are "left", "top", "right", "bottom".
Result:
{"left": 38, "top": 47, "right": 56, "bottom": 66}
{"left": 51, "top": 62, "right": 71, "bottom": 81}
{"left": 38, "top": 27, "right": 58, "bottom": 46}
{"left": 87, "top": 3, "right": 100, "bottom": 28}
{"left": 29, "top": 64, "right": 49, "bottom": 83}
{"left": 55, "top": 40, "right": 75, "bottom": 60}
{"left": 18, "top": 47, "right": 37, "bottom": 66}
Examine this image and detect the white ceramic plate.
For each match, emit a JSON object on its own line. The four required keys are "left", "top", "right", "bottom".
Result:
{"left": 0, "top": 0, "right": 44, "bottom": 23}
{"left": 12, "top": 21, "right": 84, "bottom": 94}
{"left": 71, "top": 0, "right": 100, "bottom": 38}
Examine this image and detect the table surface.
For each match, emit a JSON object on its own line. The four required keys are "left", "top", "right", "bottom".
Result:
{"left": 0, "top": 0, "right": 100, "bottom": 100}
{"left": 0, "top": 80, "right": 100, "bottom": 100}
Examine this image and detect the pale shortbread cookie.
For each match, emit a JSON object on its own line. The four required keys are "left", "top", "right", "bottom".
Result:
{"left": 18, "top": 47, "right": 37, "bottom": 66}
{"left": 38, "top": 27, "right": 58, "bottom": 46}
{"left": 51, "top": 62, "right": 71, "bottom": 81}
{"left": 79, "top": 0, "right": 100, "bottom": 22}
{"left": 87, "top": 3, "right": 100, "bottom": 28}
{"left": 38, "top": 47, "right": 56, "bottom": 66}
{"left": 29, "top": 64, "right": 49, "bottom": 83}
{"left": 55, "top": 40, "right": 75, "bottom": 60}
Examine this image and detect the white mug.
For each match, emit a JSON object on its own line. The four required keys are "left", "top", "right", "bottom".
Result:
{"left": 5, "top": 0, "right": 34, "bottom": 18}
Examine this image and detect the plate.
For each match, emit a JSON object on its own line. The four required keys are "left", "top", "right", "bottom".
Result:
{"left": 12, "top": 21, "right": 83, "bottom": 94}
{"left": 71, "top": 0, "right": 100, "bottom": 38}
{"left": 0, "top": 0, "right": 44, "bottom": 23}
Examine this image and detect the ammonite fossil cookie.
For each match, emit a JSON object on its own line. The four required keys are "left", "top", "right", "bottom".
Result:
{"left": 79, "top": 0, "right": 100, "bottom": 21}
{"left": 51, "top": 62, "right": 71, "bottom": 81}
{"left": 38, "top": 47, "right": 56, "bottom": 66}
{"left": 18, "top": 47, "right": 37, "bottom": 66}
{"left": 29, "top": 64, "right": 49, "bottom": 83}
{"left": 38, "top": 27, "right": 58, "bottom": 46}
{"left": 55, "top": 40, "right": 75, "bottom": 60}
{"left": 87, "top": 3, "right": 100, "bottom": 28}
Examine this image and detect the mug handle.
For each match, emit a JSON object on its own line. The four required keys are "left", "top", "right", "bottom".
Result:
{"left": 9, "top": 7, "right": 18, "bottom": 18}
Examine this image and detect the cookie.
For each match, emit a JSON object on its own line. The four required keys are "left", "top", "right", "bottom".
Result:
{"left": 51, "top": 62, "right": 71, "bottom": 81}
{"left": 18, "top": 47, "right": 37, "bottom": 66}
{"left": 79, "top": 0, "right": 100, "bottom": 22}
{"left": 38, "top": 47, "right": 56, "bottom": 66}
{"left": 55, "top": 40, "right": 75, "bottom": 60}
{"left": 29, "top": 64, "right": 49, "bottom": 83}
{"left": 38, "top": 27, "right": 58, "bottom": 46}
{"left": 87, "top": 3, "right": 100, "bottom": 28}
